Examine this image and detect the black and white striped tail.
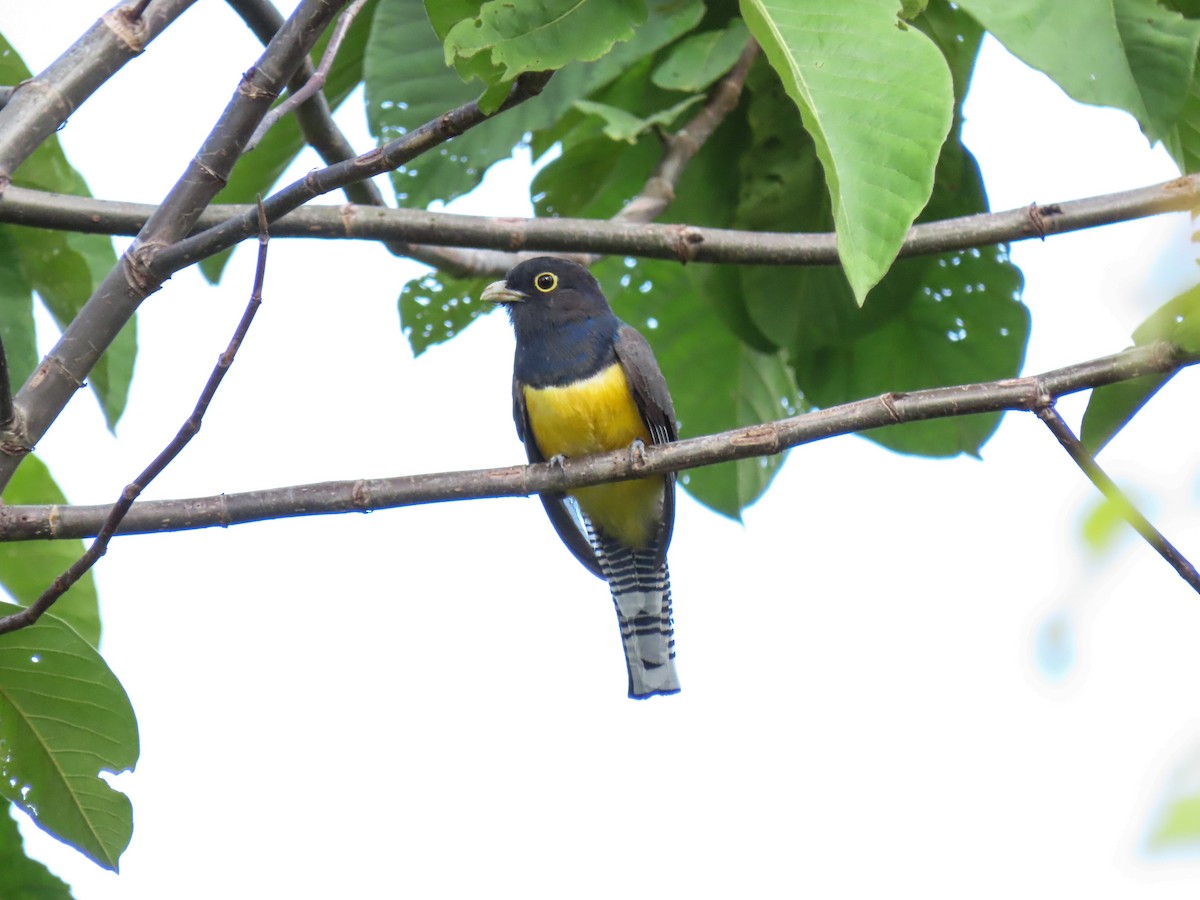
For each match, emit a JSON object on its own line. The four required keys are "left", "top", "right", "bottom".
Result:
{"left": 588, "top": 526, "right": 680, "bottom": 699}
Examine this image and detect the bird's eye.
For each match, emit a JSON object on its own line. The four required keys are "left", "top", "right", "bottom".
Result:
{"left": 534, "top": 272, "right": 558, "bottom": 293}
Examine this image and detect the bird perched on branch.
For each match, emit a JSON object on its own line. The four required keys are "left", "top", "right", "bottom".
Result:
{"left": 482, "top": 257, "right": 680, "bottom": 698}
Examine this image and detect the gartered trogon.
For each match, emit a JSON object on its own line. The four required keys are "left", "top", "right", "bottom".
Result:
{"left": 482, "top": 258, "right": 680, "bottom": 698}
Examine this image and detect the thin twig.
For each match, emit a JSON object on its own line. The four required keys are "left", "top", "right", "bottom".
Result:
{"left": 1, "top": 342, "right": 1194, "bottom": 543}
{"left": 246, "top": 0, "right": 370, "bottom": 151}
{"left": 0, "top": 202, "right": 271, "bottom": 637}
{"left": 3, "top": 173, "right": 1197, "bottom": 271}
{"left": 1035, "top": 404, "right": 1200, "bottom": 594}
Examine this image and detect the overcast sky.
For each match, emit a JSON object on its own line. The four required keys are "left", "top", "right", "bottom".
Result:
{"left": 4, "top": 2, "right": 1200, "bottom": 897}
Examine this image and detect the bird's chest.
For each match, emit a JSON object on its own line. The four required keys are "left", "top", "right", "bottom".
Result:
{"left": 522, "top": 363, "right": 650, "bottom": 460}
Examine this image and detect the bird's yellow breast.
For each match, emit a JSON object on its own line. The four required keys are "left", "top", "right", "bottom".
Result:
{"left": 523, "top": 363, "right": 662, "bottom": 549}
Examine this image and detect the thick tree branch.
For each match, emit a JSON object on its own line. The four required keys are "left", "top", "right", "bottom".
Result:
{"left": 0, "top": 0, "right": 197, "bottom": 195}
{"left": 0, "top": 204, "right": 272, "bottom": 636}
{"left": 3, "top": 173, "right": 1197, "bottom": 269}
{"left": 0, "top": 0, "right": 350, "bottom": 492}
{"left": 1, "top": 342, "right": 1192, "bottom": 543}
{"left": 1036, "top": 405, "right": 1200, "bottom": 593}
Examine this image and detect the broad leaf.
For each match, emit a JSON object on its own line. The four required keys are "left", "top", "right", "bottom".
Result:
{"left": 740, "top": 0, "right": 953, "bottom": 303}
{"left": 399, "top": 270, "right": 493, "bottom": 355}
{"left": 367, "top": 0, "right": 701, "bottom": 209}
{"left": 0, "top": 604, "right": 138, "bottom": 871}
{"left": 444, "top": 0, "right": 648, "bottom": 81}
{"left": 651, "top": 20, "right": 751, "bottom": 92}
{"left": 0, "top": 38, "right": 133, "bottom": 430}
{"left": 1081, "top": 282, "right": 1200, "bottom": 453}
{"left": 0, "top": 805, "right": 73, "bottom": 900}
{"left": 957, "top": 0, "right": 1200, "bottom": 143}
{"left": 0, "top": 456, "right": 101, "bottom": 647}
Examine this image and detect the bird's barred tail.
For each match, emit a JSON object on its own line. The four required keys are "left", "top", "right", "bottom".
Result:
{"left": 589, "top": 526, "right": 680, "bottom": 698}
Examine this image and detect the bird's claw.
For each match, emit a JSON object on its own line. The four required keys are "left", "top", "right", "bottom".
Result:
{"left": 548, "top": 453, "right": 568, "bottom": 470}
{"left": 628, "top": 439, "right": 648, "bottom": 467}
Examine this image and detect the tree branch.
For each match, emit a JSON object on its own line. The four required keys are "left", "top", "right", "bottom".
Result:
{"left": 3, "top": 172, "right": 1196, "bottom": 269}
{"left": 1, "top": 342, "right": 1192, "bottom": 543}
{"left": 0, "top": 204, "right": 272, "bottom": 636}
{"left": 0, "top": 0, "right": 350, "bottom": 492}
{"left": 1036, "top": 405, "right": 1200, "bottom": 593}
{"left": 0, "top": 0, "right": 197, "bottom": 195}
{"left": 246, "top": 0, "right": 371, "bottom": 152}
{"left": 226, "top": 0, "right": 387, "bottom": 208}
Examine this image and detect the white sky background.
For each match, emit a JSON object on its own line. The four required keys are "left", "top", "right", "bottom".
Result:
{"left": 4, "top": 1, "right": 1200, "bottom": 897}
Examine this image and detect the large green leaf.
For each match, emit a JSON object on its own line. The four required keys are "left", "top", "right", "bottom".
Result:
{"left": 739, "top": 0, "right": 953, "bottom": 303}
{"left": 956, "top": 0, "right": 1200, "bottom": 143}
{"left": 738, "top": 62, "right": 1027, "bottom": 457}
{"left": 0, "top": 228, "right": 37, "bottom": 394}
{"left": 1080, "top": 282, "right": 1200, "bottom": 453}
{"left": 0, "top": 805, "right": 73, "bottom": 900}
{"left": 0, "top": 455, "right": 100, "bottom": 647}
{"left": 398, "top": 269, "right": 493, "bottom": 355}
{"left": 444, "top": 0, "right": 648, "bottom": 81}
{"left": 201, "top": 0, "right": 378, "bottom": 282}
{"left": 0, "top": 603, "right": 138, "bottom": 871}
{"left": 0, "top": 38, "right": 133, "bottom": 431}
{"left": 366, "top": 0, "right": 701, "bottom": 208}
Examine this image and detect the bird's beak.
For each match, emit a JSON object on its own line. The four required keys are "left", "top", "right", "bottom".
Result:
{"left": 481, "top": 280, "right": 527, "bottom": 304}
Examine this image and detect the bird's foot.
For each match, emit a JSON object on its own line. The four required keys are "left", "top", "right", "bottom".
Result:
{"left": 548, "top": 453, "right": 568, "bottom": 470}
{"left": 628, "top": 439, "right": 648, "bottom": 468}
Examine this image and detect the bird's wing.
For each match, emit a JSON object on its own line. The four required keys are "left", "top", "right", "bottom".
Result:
{"left": 513, "top": 375, "right": 605, "bottom": 579}
{"left": 613, "top": 325, "right": 678, "bottom": 568}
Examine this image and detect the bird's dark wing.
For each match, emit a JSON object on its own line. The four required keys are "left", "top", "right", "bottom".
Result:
{"left": 613, "top": 324, "right": 678, "bottom": 568}
{"left": 513, "top": 376, "right": 605, "bottom": 579}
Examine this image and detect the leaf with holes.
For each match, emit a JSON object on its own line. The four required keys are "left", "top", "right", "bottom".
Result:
{"left": 0, "top": 605, "right": 138, "bottom": 871}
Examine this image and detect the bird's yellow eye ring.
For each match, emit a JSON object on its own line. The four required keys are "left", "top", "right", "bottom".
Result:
{"left": 534, "top": 272, "right": 558, "bottom": 293}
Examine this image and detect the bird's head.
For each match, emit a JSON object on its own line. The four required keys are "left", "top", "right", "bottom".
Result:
{"left": 481, "top": 258, "right": 612, "bottom": 323}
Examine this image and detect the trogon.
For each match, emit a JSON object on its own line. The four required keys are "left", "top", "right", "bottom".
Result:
{"left": 482, "top": 257, "right": 680, "bottom": 698}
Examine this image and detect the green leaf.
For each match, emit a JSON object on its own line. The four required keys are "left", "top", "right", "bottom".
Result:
{"left": 1150, "top": 791, "right": 1200, "bottom": 849}
{"left": 0, "top": 229, "right": 37, "bottom": 394}
{"left": 0, "top": 37, "right": 132, "bottom": 430}
{"left": 444, "top": 0, "right": 649, "bottom": 81}
{"left": 956, "top": 0, "right": 1200, "bottom": 143}
{"left": 368, "top": 0, "right": 701, "bottom": 209}
{"left": 573, "top": 95, "right": 704, "bottom": 142}
{"left": 0, "top": 456, "right": 101, "bottom": 647}
{"left": 738, "top": 67, "right": 1027, "bottom": 457}
{"left": 0, "top": 805, "right": 73, "bottom": 900}
{"left": 1079, "top": 490, "right": 1144, "bottom": 554}
{"left": 398, "top": 270, "right": 493, "bottom": 355}
{"left": 740, "top": 0, "right": 953, "bottom": 303}
{"left": 651, "top": 20, "right": 751, "bottom": 92}
{"left": 0, "top": 604, "right": 138, "bottom": 871}
{"left": 1080, "top": 282, "right": 1200, "bottom": 453}
{"left": 596, "top": 258, "right": 798, "bottom": 518}
{"left": 201, "top": 0, "right": 377, "bottom": 283}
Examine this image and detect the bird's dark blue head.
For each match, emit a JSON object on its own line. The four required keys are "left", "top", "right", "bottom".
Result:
{"left": 482, "top": 257, "right": 621, "bottom": 386}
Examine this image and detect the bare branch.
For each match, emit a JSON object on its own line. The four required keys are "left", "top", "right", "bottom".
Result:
{"left": 3, "top": 173, "right": 1197, "bottom": 270}
{"left": 0, "top": 0, "right": 197, "bottom": 195}
{"left": 0, "top": 0, "right": 350, "bottom": 492}
{"left": 0, "top": 202, "right": 271, "bottom": 636}
{"left": 153, "top": 69, "right": 555, "bottom": 274}
{"left": 1, "top": 342, "right": 1193, "bottom": 543}
{"left": 247, "top": 0, "right": 371, "bottom": 152}
{"left": 227, "top": 0, "right": 386, "bottom": 208}
{"left": 1036, "top": 405, "right": 1200, "bottom": 594}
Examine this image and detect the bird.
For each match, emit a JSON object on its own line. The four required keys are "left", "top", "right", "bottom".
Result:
{"left": 481, "top": 257, "right": 680, "bottom": 699}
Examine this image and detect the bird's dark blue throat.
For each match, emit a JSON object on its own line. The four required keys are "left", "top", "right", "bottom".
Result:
{"left": 508, "top": 307, "right": 621, "bottom": 388}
